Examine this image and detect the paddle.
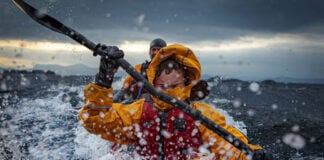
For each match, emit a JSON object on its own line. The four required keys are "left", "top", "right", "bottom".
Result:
{"left": 12, "top": 0, "right": 254, "bottom": 156}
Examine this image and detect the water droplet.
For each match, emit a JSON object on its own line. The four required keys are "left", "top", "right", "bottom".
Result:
{"left": 271, "top": 104, "right": 278, "bottom": 110}
{"left": 283, "top": 133, "right": 305, "bottom": 150}
{"left": 249, "top": 82, "right": 260, "bottom": 92}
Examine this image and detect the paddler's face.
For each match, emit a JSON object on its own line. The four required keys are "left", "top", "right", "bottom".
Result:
{"left": 150, "top": 46, "right": 162, "bottom": 59}
{"left": 154, "top": 69, "right": 185, "bottom": 92}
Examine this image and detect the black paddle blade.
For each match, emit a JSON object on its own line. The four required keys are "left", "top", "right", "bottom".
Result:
{"left": 12, "top": 0, "right": 96, "bottom": 50}
{"left": 12, "top": 0, "right": 68, "bottom": 34}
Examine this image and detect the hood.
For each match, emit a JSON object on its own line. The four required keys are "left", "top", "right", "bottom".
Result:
{"left": 146, "top": 43, "right": 201, "bottom": 90}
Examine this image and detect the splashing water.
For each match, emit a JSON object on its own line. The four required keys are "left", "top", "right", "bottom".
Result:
{"left": 0, "top": 79, "right": 141, "bottom": 159}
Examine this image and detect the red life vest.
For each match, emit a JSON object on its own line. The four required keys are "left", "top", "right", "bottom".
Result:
{"left": 135, "top": 99, "right": 203, "bottom": 160}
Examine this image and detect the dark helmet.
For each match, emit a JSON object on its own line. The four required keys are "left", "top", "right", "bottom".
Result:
{"left": 150, "top": 38, "right": 167, "bottom": 49}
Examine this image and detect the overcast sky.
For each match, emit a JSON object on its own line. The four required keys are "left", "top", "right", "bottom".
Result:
{"left": 1, "top": 0, "right": 324, "bottom": 80}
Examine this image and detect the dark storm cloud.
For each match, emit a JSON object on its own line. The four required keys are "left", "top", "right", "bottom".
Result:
{"left": 1, "top": 0, "right": 324, "bottom": 41}
{"left": 59, "top": 0, "right": 324, "bottom": 31}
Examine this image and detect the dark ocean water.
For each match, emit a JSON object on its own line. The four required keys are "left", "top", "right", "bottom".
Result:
{"left": 1, "top": 70, "right": 324, "bottom": 160}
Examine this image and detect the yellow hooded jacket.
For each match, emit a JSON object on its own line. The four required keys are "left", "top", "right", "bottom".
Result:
{"left": 78, "top": 44, "right": 262, "bottom": 159}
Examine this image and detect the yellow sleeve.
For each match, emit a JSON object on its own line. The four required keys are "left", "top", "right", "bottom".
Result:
{"left": 122, "top": 63, "right": 142, "bottom": 90}
{"left": 192, "top": 102, "right": 262, "bottom": 160}
{"left": 78, "top": 83, "right": 144, "bottom": 144}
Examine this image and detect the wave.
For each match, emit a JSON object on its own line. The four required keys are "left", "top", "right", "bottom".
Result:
{"left": 2, "top": 77, "right": 323, "bottom": 159}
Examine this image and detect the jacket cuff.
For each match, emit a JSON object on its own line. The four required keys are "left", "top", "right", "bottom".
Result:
{"left": 84, "top": 83, "right": 114, "bottom": 107}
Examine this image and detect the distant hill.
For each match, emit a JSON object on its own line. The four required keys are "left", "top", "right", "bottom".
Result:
{"left": 2, "top": 64, "right": 323, "bottom": 84}
{"left": 203, "top": 74, "right": 324, "bottom": 84}
{"left": 271, "top": 77, "right": 324, "bottom": 84}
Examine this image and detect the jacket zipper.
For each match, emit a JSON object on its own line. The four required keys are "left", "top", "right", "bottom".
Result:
{"left": 158, "top": 111, "right": 167, "bottom": 160}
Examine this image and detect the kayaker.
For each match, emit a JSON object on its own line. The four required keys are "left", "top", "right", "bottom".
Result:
{"left": 78, "top": 44, "right": 272, "bottom": 159}
{"left": 114, "top": 38, "right": 167, "bottom": 103}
